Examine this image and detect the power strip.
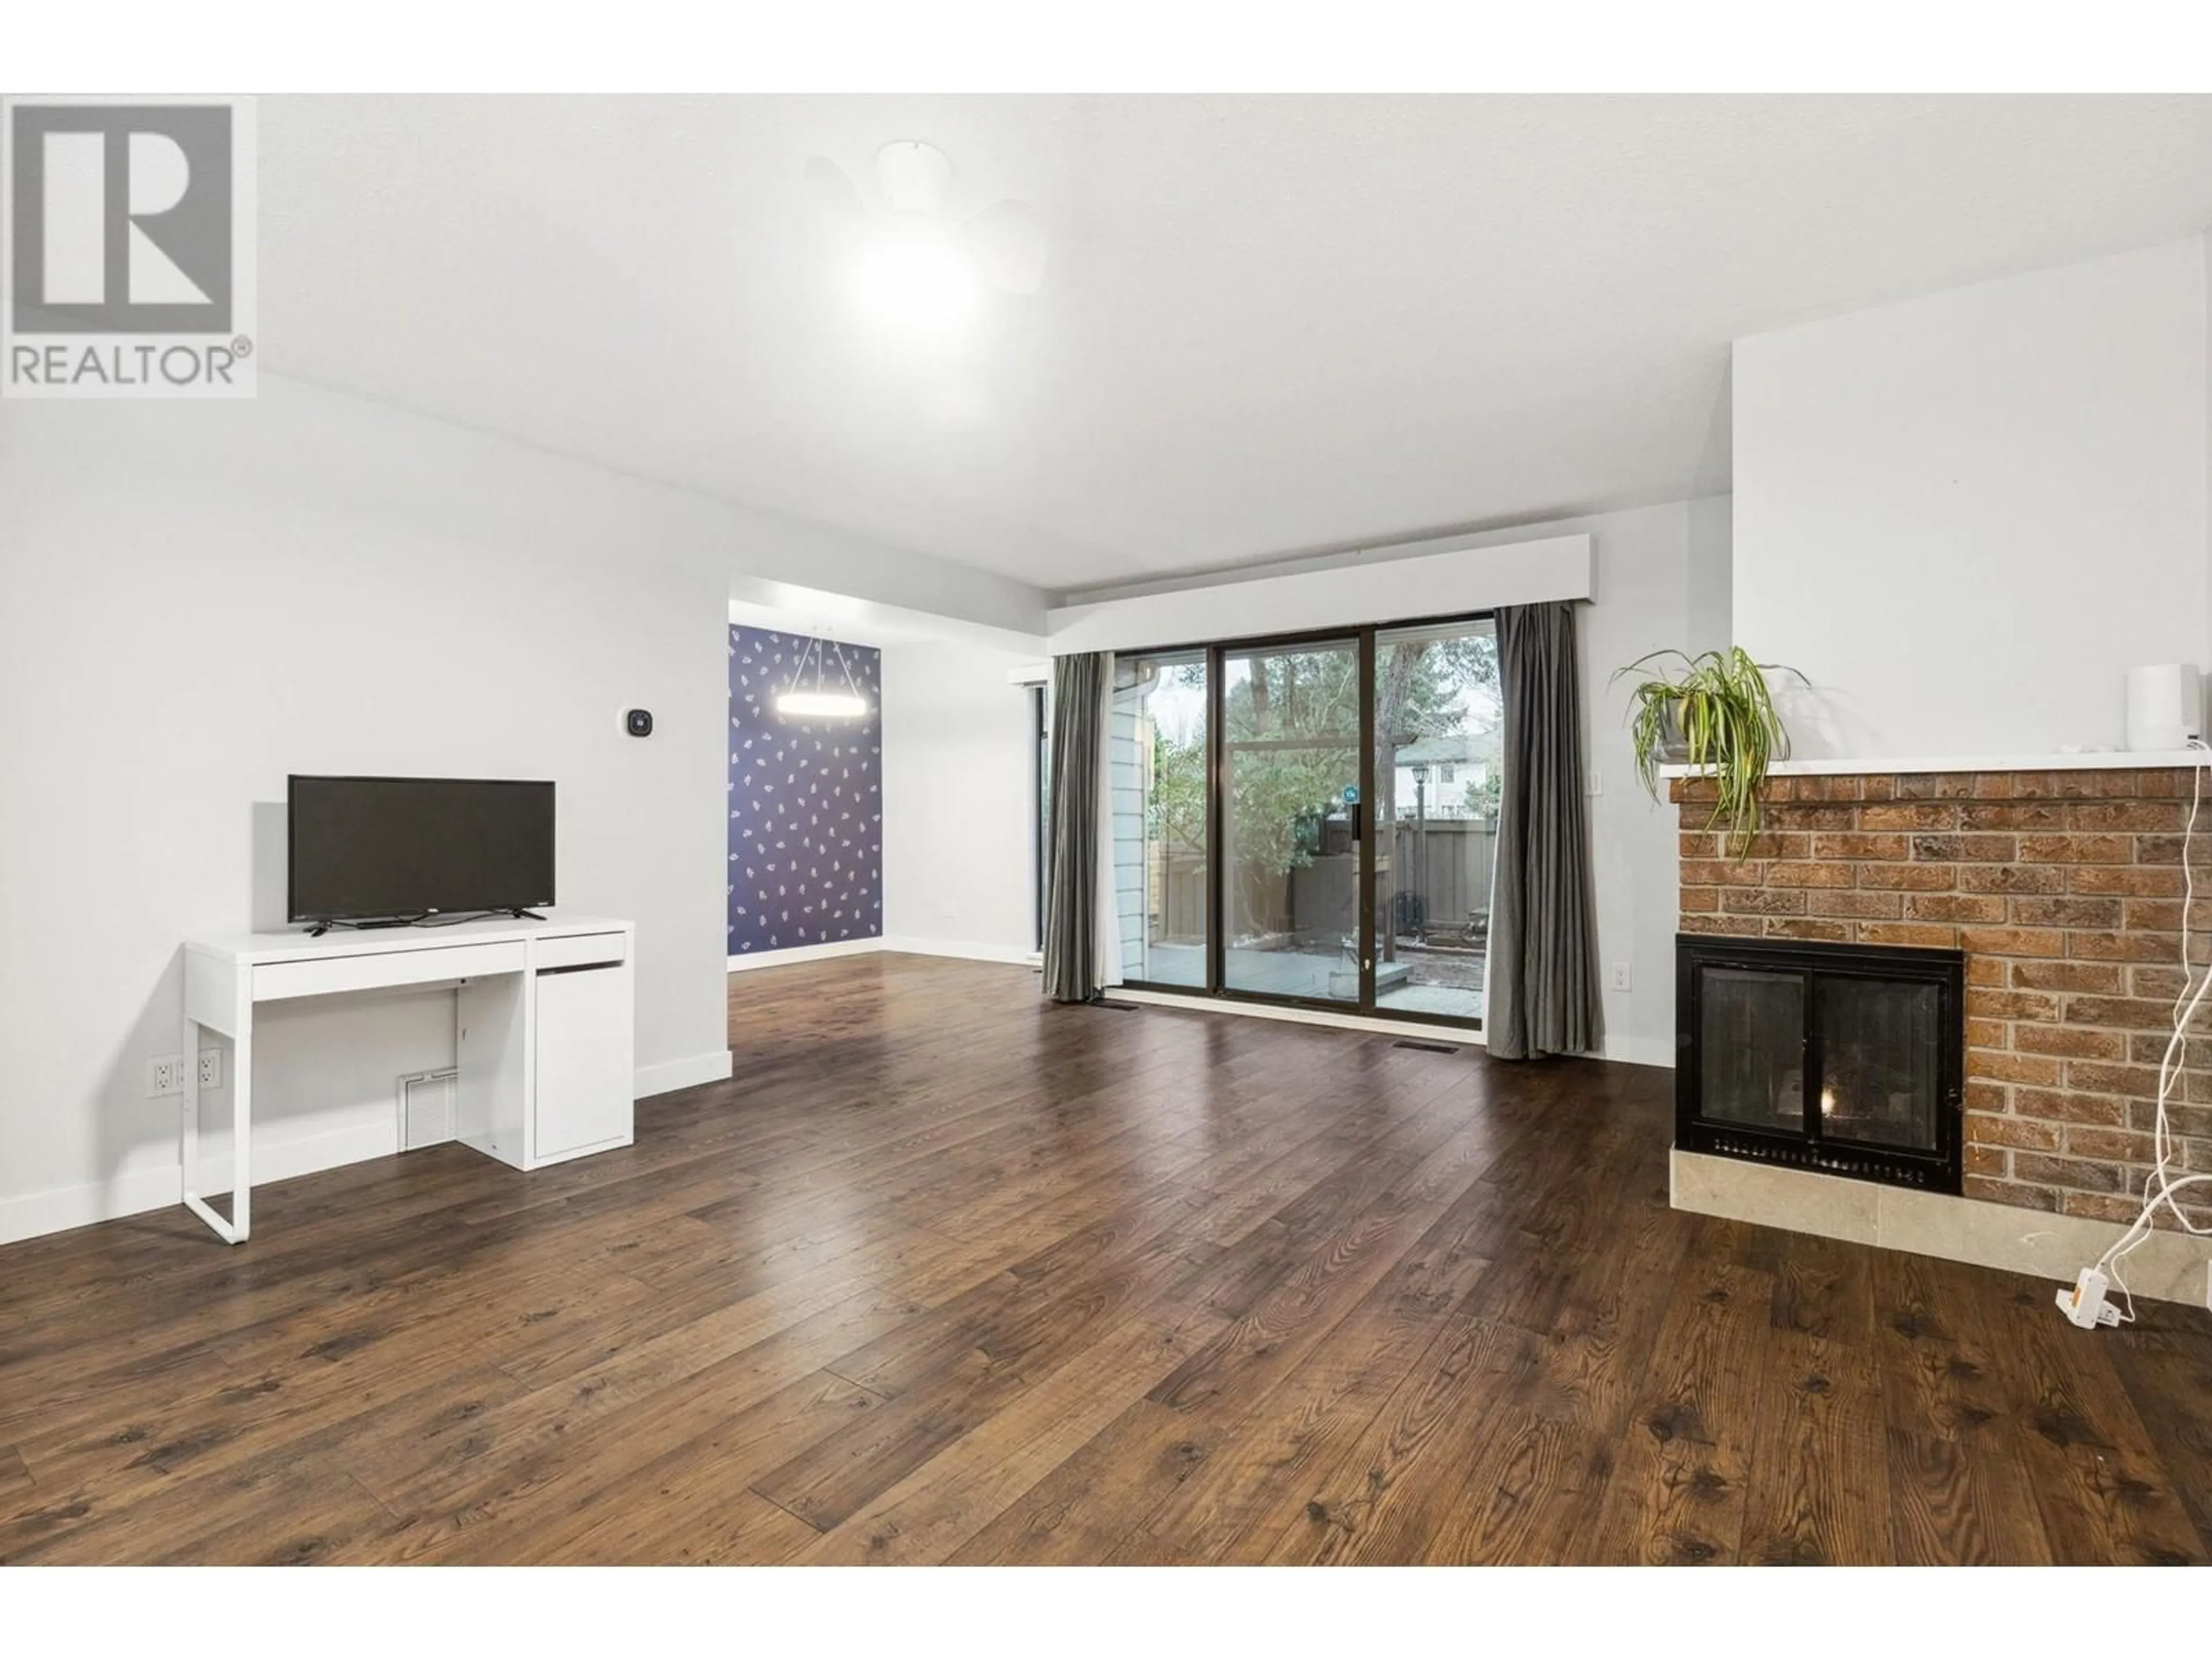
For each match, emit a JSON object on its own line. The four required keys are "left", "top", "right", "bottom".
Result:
{"left": 2056, "top": 1267, "right": 2122, "bottom": 1330}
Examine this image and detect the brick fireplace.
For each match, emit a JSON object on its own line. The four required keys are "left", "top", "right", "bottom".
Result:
{"left": 1670, "top": 764, "right": 2212, "bottom": 1236}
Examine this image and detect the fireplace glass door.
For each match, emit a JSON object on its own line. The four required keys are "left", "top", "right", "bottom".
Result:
{"left": 1816, "top": 976, "right": 1942, "bottom": 1152}
{"left": 1697, "top": 967, "right": 1806, "bottom": 1133}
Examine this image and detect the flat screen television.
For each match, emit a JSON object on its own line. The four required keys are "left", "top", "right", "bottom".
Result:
{"left": 287, "top": 775, "right": 555, "bottom": 924}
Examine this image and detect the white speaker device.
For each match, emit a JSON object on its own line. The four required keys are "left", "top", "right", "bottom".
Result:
{"left": 2126, "top": 664, "right": 2202, "bottom": 752}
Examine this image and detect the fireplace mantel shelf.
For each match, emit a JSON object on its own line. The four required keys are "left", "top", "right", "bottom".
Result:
{"left": 1658, "top": 749, "right": 2207, "bottom": 779}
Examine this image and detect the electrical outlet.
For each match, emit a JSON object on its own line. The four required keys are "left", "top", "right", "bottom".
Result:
{"left": 1586, "top": 767, "right": 1603, "bottom": 796}
{"left": 147, "top": 1050, "right": 222, "bottom": 1097}
{"left": 1609, "top": 963, "right": 1633, "bottom": 993}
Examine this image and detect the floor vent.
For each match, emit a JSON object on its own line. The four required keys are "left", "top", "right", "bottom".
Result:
{"left": 1392, "top": 1039, "right": 1460, "bottom": 1055}
{"left": 399, "top": 1069, "right": 458, "bottom": 1150}
{"left": 1094, "top": 1000, "right": 1140, "bottom": 1012}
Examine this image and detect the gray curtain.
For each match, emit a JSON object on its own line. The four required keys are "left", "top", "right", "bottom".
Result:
{"left": 1486, "top": 602, "right": 1603, "bottom": 1059}
{"left": 1042, "top": 652, "right": 1107, "bottom": 1003}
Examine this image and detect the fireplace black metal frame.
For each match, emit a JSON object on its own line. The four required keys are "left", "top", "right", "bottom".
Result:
{"left": 1675, "top": 932, "right": 1965, "bottom": 1194}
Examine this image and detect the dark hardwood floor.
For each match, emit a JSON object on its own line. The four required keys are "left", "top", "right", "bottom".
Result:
{"left": 4, "top": 951, "right": 2211, "bottom": 1565}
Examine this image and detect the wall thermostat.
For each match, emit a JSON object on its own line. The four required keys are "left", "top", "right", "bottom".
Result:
{"left": 624, "top": 708, "right": 654, "bottom": 738}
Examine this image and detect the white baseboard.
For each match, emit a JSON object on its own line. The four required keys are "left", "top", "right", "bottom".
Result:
{"left": 0, "top": 1117, "right": 401, "bottom": 1248}
{"left": 726, "top": 937, "right": 885, "bottom": 972}
{"left": 879, "top": 936, "right": 1040, "bottom": 967}
{"left": 635, "top": 1049, "right": 733, "bottom": 1099}
{"left": 725, "top": 936, "right": 1035, "bottom": 972}
{"left": 3, "top": 1050, "right": 733, "bottom": 1247}
{"left": 0, "top": 1165, "right": 181, "bottom": 1247}
{"left": 1602, "top": 1035, "right": 1676, "bottom": 1070}
{"left": 1, "top": 1051, "right": 729, "bottom": 1245}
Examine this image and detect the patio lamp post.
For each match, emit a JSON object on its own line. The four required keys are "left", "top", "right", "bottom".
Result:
{"left": 1409, "top": 761, "right": 1429, "bottom": 941}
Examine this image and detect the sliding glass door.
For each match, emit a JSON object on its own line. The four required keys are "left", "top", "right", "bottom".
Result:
{"left": 1220, "top": 637, "right": 1364, "bottom": 1004}
{"left": 1111, "top": 651, "right": 1209, "bottom": 987}
{"left": 1115, "top": 612, "right": 1496, "bottom": 1031}
{"left": 1370, "top": 618, "right": 1499, "bottom": 1023}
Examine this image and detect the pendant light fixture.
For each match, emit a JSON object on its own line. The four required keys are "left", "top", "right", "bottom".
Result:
{"left": 776, "top": 630, "right": 870, "bottom": 720}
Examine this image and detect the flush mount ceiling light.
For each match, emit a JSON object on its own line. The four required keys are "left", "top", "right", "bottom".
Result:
{"left": 850, "top": 221, "right": 978, "bottom": 336}
{"left": 776, "top": 632, "right": 870, "bottom": 721}
{"left": 805, "top": 141, "right": 1047, "bottom": 334}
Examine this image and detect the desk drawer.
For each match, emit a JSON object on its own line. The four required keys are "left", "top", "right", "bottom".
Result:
{"left": 254, "top": 940, "right": 527, "bottom": 1003}
{"left": 535, "top": 931, "right": 627, "bottom": 972}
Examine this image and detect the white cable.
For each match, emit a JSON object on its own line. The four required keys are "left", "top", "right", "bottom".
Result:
{"left": 2087, "top": 737, "right": 2212, "bottom": 1324}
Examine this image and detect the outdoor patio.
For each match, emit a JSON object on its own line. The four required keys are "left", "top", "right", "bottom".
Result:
{"left": 1139, "top": 941, "right": 1483, "bottom": 1021}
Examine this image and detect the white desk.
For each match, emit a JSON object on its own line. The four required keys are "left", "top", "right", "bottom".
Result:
{"left": 180, "top": 914, "right": 636, "bottom": 1243}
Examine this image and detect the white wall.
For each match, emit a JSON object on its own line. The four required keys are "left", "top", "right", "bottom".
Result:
{"left": 1428, "top": 501, "right": 1721, "bottom": 1069}
{"left": 880, "top": 641, "right": 1041, "bottom": 963}
{"left": 0, "top": 374, "right": 1045, "bottom": 1244}
{"left": 1685, "top": 493, "right": 1733, "bottom": 656}
{"left": 1734, "top": 237, "right": 2210, "bottom": 760}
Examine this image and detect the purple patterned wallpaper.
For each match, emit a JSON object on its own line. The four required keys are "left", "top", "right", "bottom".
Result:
{"left": 727, "top": 625, "right": 882, "bottom": 956}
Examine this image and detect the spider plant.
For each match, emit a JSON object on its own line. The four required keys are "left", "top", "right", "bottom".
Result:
{"left": 1613, "top": 647, "right": 1800, "bottom": 857}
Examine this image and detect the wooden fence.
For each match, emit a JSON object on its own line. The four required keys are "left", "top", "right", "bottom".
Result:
{"left": 1147, "top": 818, "right": 1495, "bottom": 944}
{"left": 1391, "top": 818, "right": 1497, "bottom": 933}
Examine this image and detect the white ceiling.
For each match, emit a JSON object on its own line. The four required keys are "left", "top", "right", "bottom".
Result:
{"left": 726, "top": 593, "right": 997, "bottom": 651}
{"left": 262, "top": 96, "right": 2212, "bottom": 597}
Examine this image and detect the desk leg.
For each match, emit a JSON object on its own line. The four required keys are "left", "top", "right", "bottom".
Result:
{"left": 180, "top": 1002, "right": 250, "bottom": 1245}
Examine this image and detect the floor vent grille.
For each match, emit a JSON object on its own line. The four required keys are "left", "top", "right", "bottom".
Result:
{"left": 1094, "top": 1000, "right": 1140, "bottom": 1013}
{"left": 399, "top": 1069, "right": 457, "bottom": 1150}
{"left": 1392, "top": 1039, "right": 1460, "bottom": 1055}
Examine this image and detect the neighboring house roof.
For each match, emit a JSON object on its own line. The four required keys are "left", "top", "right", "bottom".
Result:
{"left": 1393, "top": 733, "right": 1479, "bottom": 766}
